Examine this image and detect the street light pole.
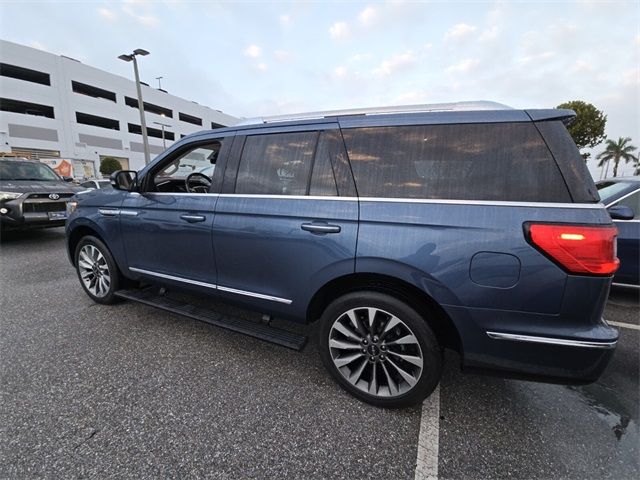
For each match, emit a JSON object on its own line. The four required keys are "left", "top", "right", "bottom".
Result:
{"left": 153, "top": 120, "right": 171, "bottom": 149}
{"left": 118, "top": 49, "right": 151, "bottom": 165}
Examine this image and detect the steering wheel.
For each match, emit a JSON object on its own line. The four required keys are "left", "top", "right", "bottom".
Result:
{"left": 185, "top": 172, "right": 212, "bottom": 193}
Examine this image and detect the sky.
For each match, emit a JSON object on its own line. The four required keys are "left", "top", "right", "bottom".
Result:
{"left": 1, "top": 0, "right": 638, "bottom": 177}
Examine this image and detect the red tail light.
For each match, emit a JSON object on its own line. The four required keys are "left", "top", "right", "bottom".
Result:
{"left": 526, "top": 223, "right": 619, "bottom": 275}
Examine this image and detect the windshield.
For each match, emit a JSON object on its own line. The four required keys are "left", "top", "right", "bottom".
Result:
{"left": 0, "top": 160, "right": 61, "bottom": 181}
{"left": 596, "top": 181, "right": 634, "bottom": 203}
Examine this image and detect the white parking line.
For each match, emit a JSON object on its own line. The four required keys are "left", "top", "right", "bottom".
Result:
{"left": 415, "top": 384, "right": 440, "bottom": 480}
{"left": 608, "top": 320, "right": 640, "bottom": 331}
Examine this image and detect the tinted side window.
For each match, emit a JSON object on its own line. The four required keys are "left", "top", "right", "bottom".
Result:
{"left": 342, "top": 123, "right": 572, "bottom": 202}
{"left": 535, "top": 120, "right": 599, "bottom": 203}
{"left": 309, "top": 131, "right": 339, "bottom": 196}
{"left": 235, "top": 132, "right": 317, "bottom": 195}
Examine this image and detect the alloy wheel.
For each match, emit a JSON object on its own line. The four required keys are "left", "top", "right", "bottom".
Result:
{"left": 78, "top": 244, "right": 111, "bottom": 298}
{"left": 328, "top": 307, "right": 424, "bottom": 398}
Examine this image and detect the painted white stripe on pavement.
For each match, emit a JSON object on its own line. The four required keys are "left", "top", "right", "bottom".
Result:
{"left": 415, "top": 384, "right": 440, "bottom": 480}
{"left": 608, "top": 320, "right": 640, "bottom": 331}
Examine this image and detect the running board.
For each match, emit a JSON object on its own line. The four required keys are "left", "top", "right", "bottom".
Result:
{"left": 114, "top": 288, "right": 307, "bottom": 351}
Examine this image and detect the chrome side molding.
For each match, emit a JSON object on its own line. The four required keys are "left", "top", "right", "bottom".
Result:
{"left": 128, "top": 267, "right": 292, "bottom": 304}
{"left": 486, "top": 331, "right": 617, "bottom": 349}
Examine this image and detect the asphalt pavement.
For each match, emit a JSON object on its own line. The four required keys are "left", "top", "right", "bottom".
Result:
{"left": 1, "top": 227, "right": 638, "bottom": 479}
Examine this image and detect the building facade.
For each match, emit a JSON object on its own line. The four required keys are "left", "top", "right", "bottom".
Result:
{"left": 0, "top": 40, "right": 238, "bottom": 177}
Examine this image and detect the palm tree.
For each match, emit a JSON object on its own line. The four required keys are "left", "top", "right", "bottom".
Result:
{"left": 597, "top": 137, "right": 638, "bottom": 178}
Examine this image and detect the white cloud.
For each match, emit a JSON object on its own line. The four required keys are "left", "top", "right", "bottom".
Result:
{"left": 122, "top": 5, "right": 159, "bottom": 27}
{"left": 98, "top": 7, "right": 117, "bottom": 21}
{"left": 348, "top": 53, "right": 373, "bottom": 63}
{"left": 137, "top": 15, "right": 159, "bottom": 27}
{"left": 571, "top": 60, "right": 594, "bottom": 73}
{"left": 393, "top": 91, "right": 429, "bottom": 104}
{"left": 635, "top": 34, "right": 640, "bottom": 45}
{"left": 255, "top": 63, "right": 268, "bottom": 73}
{"left": 518, "top": 51, "right": 556, "bottom": 64}
{"left": 373, "top": 50, "right": 416, "bottom": 77}
{"left": 445, "top": 23, "right": 477, "bottom": 41}
{"left": 244, "top": 44, "right": 261, "bottom": 58}
{"left": 334, "top": 66, "right": 348, "bottom": 78}
{"left": 358, "top": 6, "right": 378, "bottom": 26}
{"left": 279, "top": 14, "right": 291, "bottom": 26}
{"left": 479, "top": 26, "right": 500, "bottom": 42}
{"left": 446, "top": 58, "right": 480, "bottom": 74}
{"left": 28, "top": 41, "right": 45, "bottom": 51}
{"left": 274, "top": 50, "right": 293, "bottom": 63}
{"left": 329, "top": 21, "right": 349, "bottom": 40}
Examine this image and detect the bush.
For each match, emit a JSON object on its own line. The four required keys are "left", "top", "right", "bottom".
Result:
{"left": 100, "top": 157, "right": 122, "bottom": 176}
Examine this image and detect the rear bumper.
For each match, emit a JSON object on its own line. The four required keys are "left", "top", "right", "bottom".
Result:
{"left": 445, "top": 302, "right": 619, "bottom": 384}
{"left": 462, "top": 327, "right": 617, "bottom": 384}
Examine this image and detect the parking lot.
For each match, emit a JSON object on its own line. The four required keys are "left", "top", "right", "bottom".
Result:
{"left": 1, "top": 228, "right": 638, "bottom": 479}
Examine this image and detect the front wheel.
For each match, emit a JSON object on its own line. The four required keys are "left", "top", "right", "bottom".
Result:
{"left": 318, "top": 291, "right": 442, "bottom": 408}
{"left": 74, "top": 235, "right": 121, "bottom": 304}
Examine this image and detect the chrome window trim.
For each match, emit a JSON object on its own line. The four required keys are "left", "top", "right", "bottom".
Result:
{"left": 486, "top": 331, "right": 617, "bottom": 349}
{"left": 128, "top": 267, "right": 292, "bottom": 304}
{"left": 218, "top": 193, "right": 605, "bottom": 209}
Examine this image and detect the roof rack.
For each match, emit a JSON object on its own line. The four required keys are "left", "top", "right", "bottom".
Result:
{"left": 235, "top": 101, "right": 513, "bottom": 126}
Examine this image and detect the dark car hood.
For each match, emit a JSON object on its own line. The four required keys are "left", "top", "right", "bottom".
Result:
{"left": 0, "top": 180, "right": 84, "bottom": 194}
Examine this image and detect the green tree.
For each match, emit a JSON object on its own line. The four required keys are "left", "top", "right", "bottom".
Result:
{"left": 99, "top": 157, "right": 122, "bottom": 176}
{"left": 596, "top": 137, "right": 638, "bottom": 178}
{"left": 556, "top": 100, "right": 607, "bottom": 160}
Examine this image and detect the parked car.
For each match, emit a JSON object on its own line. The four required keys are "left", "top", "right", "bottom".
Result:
{"left": 597, "top": 177, "right": 639, "bottom": 287}
{"left": 80, "top": 179, "right": 112, "bottom": 190}
{"left": 0, "top": 157, "right": 84, "bottom": 230}
{"left": 66, "top": 102, "right": 620, "bottom": 408}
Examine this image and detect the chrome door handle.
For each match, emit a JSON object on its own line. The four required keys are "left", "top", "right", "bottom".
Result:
{"left": 180, "top": 214, "right": 206, "bottom": 223}
{"left": 301, "top": 222, "right": 341, "bottom": 234}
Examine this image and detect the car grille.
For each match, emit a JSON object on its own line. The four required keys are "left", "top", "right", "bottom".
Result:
{"left": 22, "top": 193, "right": 74, "bottom": 213}
{"left": 23, "top": 201, "right": 67, "bottom": 213}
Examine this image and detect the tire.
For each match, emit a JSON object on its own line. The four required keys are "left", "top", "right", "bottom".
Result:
{"left": 318, "top": 291, "right": 442, "bottom": 408}
{"left": 74, "top": 235, "right": 122, "bottom": 304}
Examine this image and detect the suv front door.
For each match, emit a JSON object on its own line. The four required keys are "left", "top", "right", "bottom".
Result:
{"left": 119, "top": 134, "right": 233, "bottom": 289}
{"left": 212, "top": 126, "right": 358, "bottom": 319}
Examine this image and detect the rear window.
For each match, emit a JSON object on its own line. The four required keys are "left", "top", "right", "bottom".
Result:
{"left": 341, "top": 123, "right": 572, "bottom": 202}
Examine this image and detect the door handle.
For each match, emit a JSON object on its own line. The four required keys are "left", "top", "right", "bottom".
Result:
{"left": 301, "top": 222, "right": 341, "bottom": 234}
{"left": 180, "top": 214, "right": 206, "bottom": 223}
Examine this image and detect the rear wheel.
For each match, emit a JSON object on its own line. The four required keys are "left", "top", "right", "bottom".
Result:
{"left": 74, "top": 236, "right": 121, "bottom": 304}
{"left": 318, "top": 291, "right": 442, "bottom": 408}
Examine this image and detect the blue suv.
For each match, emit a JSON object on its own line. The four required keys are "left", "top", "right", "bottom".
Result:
{"left": 66, "top": 102, "right": 620, "bottom": 408}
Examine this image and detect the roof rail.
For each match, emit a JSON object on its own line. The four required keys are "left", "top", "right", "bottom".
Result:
{"left": 235, "top": 101, "right": 513, "bottom": 126}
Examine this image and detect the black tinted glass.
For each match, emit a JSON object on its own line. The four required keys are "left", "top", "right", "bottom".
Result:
{"left": 236, "top": 132, "right": 317, "bottom": 195}
{"left": 342, "top": 123, "right": 571, "bottom": 202}
{"left": 535, "top": 121, "right": 599, "bottom": 202}
{"left": 310, "top": 131, "right": 339, "bottom": 196}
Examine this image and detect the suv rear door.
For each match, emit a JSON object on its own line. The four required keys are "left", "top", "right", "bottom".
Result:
{"left": 212, "top": 124, "right": 358, "bottom": 320}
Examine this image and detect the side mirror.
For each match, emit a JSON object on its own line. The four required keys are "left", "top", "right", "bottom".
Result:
{"left": 110, "top": 170, "right": 138, "bottom": 192}
{"left": 62, "top": 176, "right": 74, "bottom": 183}
{"left": 608, "top": 205, "right": 635, "bottom": 220}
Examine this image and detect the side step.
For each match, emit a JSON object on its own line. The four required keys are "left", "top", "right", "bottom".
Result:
{"left": 114, "top": 288, "right": 307, "bottom": 351}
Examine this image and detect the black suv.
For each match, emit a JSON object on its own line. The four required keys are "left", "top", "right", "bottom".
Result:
{"left": 0, "top": 157, "right": 83, "bottom": 230}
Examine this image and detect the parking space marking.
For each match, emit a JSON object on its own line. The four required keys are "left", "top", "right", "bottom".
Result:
{"left": 414, "top": 384, "right": 440, "bottom": 480}
{"left": 608, "top": 320, "right": 640, "bottom": 331}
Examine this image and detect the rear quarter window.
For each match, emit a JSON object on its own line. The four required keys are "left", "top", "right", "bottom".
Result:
{"left": 341, "top": 122, "right": 572, "bottom": 202}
